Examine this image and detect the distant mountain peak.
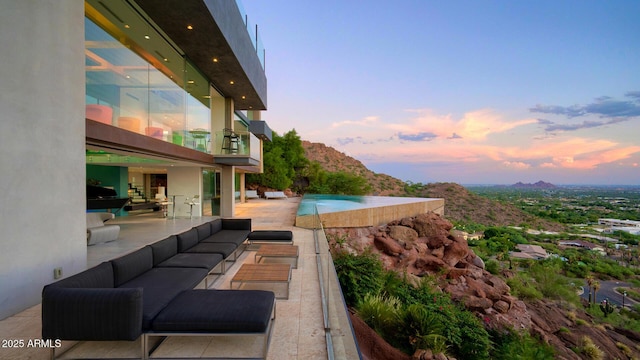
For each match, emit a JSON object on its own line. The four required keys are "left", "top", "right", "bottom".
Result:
{"left": 511, "top": 181, "right": 557, "bottom": 189}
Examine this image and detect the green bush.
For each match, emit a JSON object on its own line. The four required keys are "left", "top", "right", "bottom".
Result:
{"left": 485, "top": 259, "right": 501, "bottom": 275}
{"left": 491, "top": 330, "right": 556, "bottom": 359}
{"left": 332, "top": 250, "right": 384, "bottom": 306}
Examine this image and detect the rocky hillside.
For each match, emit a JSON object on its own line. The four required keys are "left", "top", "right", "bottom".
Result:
{"left": 302, "top": 141, "right": 565, "bottom": 231}
{"left": 326, "top": 213, "right": 640, "bottom": 360}
{"left": 407, "top": 182, "right": 566, "bottom": 232}
{"left": 302, "top": 141, "right": 405, "bottom": 196}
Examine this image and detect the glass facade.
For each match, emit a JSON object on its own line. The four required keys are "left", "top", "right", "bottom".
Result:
{"left": 85, "top": 0, "right": 213, "bottom": 153}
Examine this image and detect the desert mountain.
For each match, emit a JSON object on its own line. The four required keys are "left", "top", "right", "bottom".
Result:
{"left": 301, "top": 141, "right": 565, "bottom": 231}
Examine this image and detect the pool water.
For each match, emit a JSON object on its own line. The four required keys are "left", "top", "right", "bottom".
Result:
{"left": 297, "top": 194, "right": 432, "bottom": 216}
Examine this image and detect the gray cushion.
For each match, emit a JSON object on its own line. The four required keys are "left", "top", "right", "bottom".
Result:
{"left": 248, "top": 230, "right": 293, "bottom": 241}
{"left": 157, "top": 253, "right": 223, "bottom": 271}
{"left": 149, "top": 236, "right": 178, "bottom": 266}
{"left": 182, "top": 242, "right": 237, "bottom": 258}
{"left": 210, "top": 219, "right": 222, "bottom": 233}
{"left": 195, "top": 223, "right": 211, "bottom": 240}
{"left": 222, "top": 218, "right": 251, "bottom": 231}
{"left": 111, "top": 247, "right": 153, "bottom": 287}
{"left": 152, "top": 290, "right": 275, "bottom": 333}
{"left": 177, "top": 228, "right": 199, "bottom": 252}
{"left": 118, "top": 267, "right": 208, "bottom": 330}
{"left": 201, "top": 229, "right": 249, "bottom": 247}
{"left": 46, "top": 262, "right": 114, "bottom": 289}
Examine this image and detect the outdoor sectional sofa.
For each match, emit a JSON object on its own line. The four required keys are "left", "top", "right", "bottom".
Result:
{"left": 42, "top": 218, "right": 276, "bottom": 360}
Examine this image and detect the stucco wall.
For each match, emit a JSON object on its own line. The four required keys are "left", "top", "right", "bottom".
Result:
{"left": 0, "top": 0, "right": 86, "bottom": 319}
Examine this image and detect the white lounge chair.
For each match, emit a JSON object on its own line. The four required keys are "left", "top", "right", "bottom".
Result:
{"left": 264, "top": 191, "right": 287, "bottom": 199}
{"left": 246, "top": 190, "right": 259, "bottom": 199}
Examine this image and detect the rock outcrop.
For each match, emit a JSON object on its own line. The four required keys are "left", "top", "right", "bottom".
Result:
{"left": 326, "top": 211, "right": 530, "bottom": 331}
{"left": 326, "top": 211, "right": 640, "bottom": 359}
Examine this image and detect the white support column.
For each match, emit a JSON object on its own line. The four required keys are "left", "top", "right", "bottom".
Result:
{"left": 220, "top": 166, "right": 235, "bottom": 217}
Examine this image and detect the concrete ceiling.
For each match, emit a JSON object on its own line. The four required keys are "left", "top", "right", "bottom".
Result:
{"left": 134, "top": 0, "right": 267, "bottom": 110}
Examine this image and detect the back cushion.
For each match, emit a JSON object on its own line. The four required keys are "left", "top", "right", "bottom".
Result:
{"left": 111, "top": 247, "right": 153, "bottom": 287}
{"left": 177, "top": 228, "right": 199, "bottom": 252}
{"left": 48, "top": 262, "right": 114, "bottom": 288}
{"left": 209, "top": 219, "right": 222, "bottom": 233}
{"left": 149, "top": 236, "right": 178, "bottom": 266}
{"left": 222, "top": 218, "right": 251, "bottom": 231}
{"left": 195, "top": 223, "right": 211, "bottom": 240}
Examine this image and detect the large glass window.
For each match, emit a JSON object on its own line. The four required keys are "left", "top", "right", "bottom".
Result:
{"left": 85, "top": 0, "right": 212, "bottom": 153}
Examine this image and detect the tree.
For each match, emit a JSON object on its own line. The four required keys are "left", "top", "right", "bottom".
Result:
{"left": 247, "top": 129, "right": 307, "bottom": 190}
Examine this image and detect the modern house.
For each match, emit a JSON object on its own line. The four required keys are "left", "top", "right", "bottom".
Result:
{"left": 0, "top": 0, "right": 272, "bottom": 320}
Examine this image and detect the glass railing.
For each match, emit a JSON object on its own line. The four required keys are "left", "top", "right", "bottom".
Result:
{"left": 310, "top": 205, "right": 362, "bottom": 360}
{"left": 212, "top": 129, "right": 257, "bottom": 156}
{"left": 235, "top": 0, "right": 265, "bottom": 69}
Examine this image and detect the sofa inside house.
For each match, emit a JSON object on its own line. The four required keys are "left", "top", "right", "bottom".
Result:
{"left": 42, "top": 218, "right": 276, "bottom": 359}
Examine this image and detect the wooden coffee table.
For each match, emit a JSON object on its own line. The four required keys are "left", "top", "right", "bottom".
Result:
{"left": 230, "top": 263, "right": 292, "bottom": 299}
{"left": 255, "top": 244, "right": 299, "bottom": 268}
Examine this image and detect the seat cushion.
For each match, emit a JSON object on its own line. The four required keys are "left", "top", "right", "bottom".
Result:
{"left": 151, "top": 290, "right": 275, "bottom": 333}
{"left": 118, "top": 267, "right": 208, "bottom": 330}
{"left": 201, "top": 229, "right": 249, "bottom": 247}
{"left": 157, "top": 253, "right": 223, "bottom": 271}
{"left": 182, "top": 242, "right": 237, "bottom": 258}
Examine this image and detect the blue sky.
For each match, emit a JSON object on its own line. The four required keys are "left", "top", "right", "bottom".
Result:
{"left": 243, "top": 1, "right": 640, "bottom": 185}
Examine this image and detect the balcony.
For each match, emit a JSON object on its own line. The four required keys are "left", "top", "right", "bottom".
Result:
{"left": 213, "top": 128, "right": 262, "bottom": 166}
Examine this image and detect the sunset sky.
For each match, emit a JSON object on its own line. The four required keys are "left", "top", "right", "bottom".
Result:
{"left": 243, "top": 1, "right": 640, "bottom": 185}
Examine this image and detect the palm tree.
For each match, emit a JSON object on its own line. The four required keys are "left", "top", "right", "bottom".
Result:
{"left": 585, "top": 275, "right": 594, "bottom": 305}
{"left": 593, "top": 281, "right": 600, "bottom": 305}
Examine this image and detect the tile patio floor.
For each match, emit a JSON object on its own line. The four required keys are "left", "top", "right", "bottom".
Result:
{"left": 0, "top": 197, "right": 329, "bottom": 360}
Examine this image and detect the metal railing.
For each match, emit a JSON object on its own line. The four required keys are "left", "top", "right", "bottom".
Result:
{"left": 311, "top": 205, "right": 362, "bottom": 360}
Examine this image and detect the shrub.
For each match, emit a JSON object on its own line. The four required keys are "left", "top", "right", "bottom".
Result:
{"left": 485, "top": 259, "right": 501, "bottom": 275}
{"left": 332, "top": 250, "right": 384, "bottom": 306}
{"left": 579, "top": 336, "right": 604, "bottom": 360}
{"left": 491, "top": 330, "right": 555, "bottom": 359}
{"left": 356, "top": 294, "right": 401, "bottom": 337}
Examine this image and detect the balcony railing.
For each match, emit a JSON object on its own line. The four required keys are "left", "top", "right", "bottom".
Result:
{"left": 310, "top": 205, "right": 362, "bottom": 360}
{"left": 236, "top": 0, "right": 266, "bottom": 70}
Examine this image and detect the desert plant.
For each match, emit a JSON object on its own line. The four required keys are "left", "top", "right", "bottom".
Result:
{"left": 580, "top": 336, "right": 604, "bottom": 360}
{"left": 616, "top": 342, "right": 632, "bottom": 357}
{"left": 599, "top": 299, "right": 615, "bottom": 318}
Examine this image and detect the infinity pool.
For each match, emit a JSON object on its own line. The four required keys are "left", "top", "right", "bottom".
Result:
{"left": 295, "top": 194, "right": 444, "bottom": 228}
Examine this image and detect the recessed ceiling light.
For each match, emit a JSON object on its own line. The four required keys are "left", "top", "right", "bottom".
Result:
{"left": 212, "top": 58, "right": 218, "bottom": 63}
{"left": 125, "top": 75, "right": 131, "bottom": 79}
{"left": 187, "top": 25, "right": 193, "bottom": 30}
{"left": 241, "top": 96, "right": 246, "bottom": 99}
{"left": 144, "top": 35, "right": 150, "bottom": 39}
{"left": 187, "top": 80, "right": 195, "bottom": 84}
{"left": 229, "top": 81, "right": 234, "bottom": 85}
{"left": 163, "top": 58, "right": 168, "bottom": 62}
{"left": 124, "top": 24, "right": 130, "bottom": 29}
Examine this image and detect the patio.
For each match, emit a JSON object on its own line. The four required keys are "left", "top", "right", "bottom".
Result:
{"left": 0, "top": 197, "right": 331, "bottom": 360}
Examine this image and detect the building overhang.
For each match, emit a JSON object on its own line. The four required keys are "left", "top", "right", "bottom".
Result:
{"left": 249, "top": 120, "right": 272, "bottom": 141}
{"left": 134, "top": 0, "right": 267, "bottom": 110}
{"left": 214, "top": 155, "right": 261, "bottom": 167}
